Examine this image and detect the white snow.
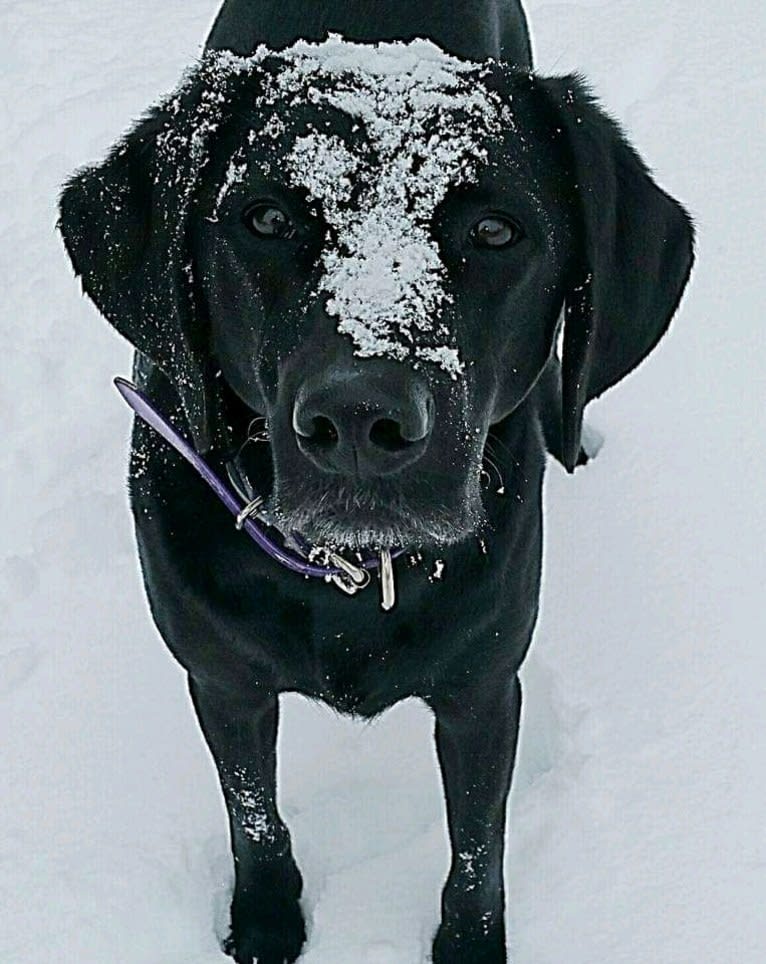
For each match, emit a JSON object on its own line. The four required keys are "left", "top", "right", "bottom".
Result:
{"left": 155, "top": 35, "right": 507, "bottom": 377}
{"left": 2, "top": 1, "right": 766, "bottom": 962}
{"left": 214, "top": 155, "right": 248, "bottom": 214}
{"left": 270, "top": 38, "right": 502, "bottom": 376}
{"left": 205, "top": 35, "right": 504, "bottom": 376}
{"left": 430, "top": 559, "right": 446, "bottom": 582}
{"left": 229, "top": 767, "right": 278, "bottom": 845}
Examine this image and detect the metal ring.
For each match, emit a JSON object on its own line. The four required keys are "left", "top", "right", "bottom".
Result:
{"left": 328, "top": 551, "right": 369, "bottom": 587}
{"left": 330, "top": 573, "right": 359, "bottom": 596}
{"left": 235, "top": 495, "right": 265, "bottom": 530}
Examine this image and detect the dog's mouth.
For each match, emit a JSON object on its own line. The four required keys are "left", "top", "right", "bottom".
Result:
{"left": 230, "top": 441, "right": 483, "bottom": 551}
{"left": 268, "top": 481, "right": 482, "bottom": 551}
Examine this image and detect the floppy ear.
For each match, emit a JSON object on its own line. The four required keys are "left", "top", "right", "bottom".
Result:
{"left": 539, "top": 76, "right": 695, "bottom": 472}
{"left": 58, "top": 90, "right": 223, "bottom": 453}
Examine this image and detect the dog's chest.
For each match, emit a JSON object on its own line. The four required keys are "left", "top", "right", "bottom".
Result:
{"left": 311, "top": 646, "right": 378, "bottom": 715}
{"left": 292, "top": 578, "right": 457, "bottom": 715}
{"left": 301, "top": 620, "right": 411, "bottom": 716}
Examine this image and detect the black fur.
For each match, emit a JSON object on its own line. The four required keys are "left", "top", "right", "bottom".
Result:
{"left": 58, "top": 2, "right": 694, "bottom": 961}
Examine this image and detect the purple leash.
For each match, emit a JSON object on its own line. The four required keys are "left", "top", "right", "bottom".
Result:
{"left": 114, "top": 378, "right": 400, "bottom": 607}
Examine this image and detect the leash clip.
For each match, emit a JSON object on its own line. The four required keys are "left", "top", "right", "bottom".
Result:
{"left": 328, "top": 552, "right": 371, "bottom": 596}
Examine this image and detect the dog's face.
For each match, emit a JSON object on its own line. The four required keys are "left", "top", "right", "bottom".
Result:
{"left": 191, "top": 43, "right": 573, "bottom": 547}
{"left": 59, "top": 39, "right": 694, "bottom": 550}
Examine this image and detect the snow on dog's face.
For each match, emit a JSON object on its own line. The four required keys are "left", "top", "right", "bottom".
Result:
{"left": 211, "top": 37, "right": 512, "bottom": 378}
{"left": 177, "top": 38, "right": 574, "bottom": 548}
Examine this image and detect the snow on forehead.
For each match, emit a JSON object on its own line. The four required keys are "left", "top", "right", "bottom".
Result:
{"left": 279, "top": 34, "right": 479, "bottom": 77}
{"left": 226, "top": 37, "right": 508, "bottom": 377}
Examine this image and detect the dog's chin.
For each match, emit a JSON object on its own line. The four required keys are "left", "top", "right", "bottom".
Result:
{"left": 270, "top": 487, "right": 483, "bottom": 551}
{"left": 277, "top": 514, "right": 471, "bottom": 551}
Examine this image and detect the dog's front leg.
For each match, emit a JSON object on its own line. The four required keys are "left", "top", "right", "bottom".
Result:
{"left": 430, "top": 675, "right": 521, "bottom": 964}
{"left": 189, "top": 677, "right": 306, "bottom": 964}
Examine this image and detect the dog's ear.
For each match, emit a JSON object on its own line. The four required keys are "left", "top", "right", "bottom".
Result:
{"left": 539, "top": 76, "right": 695, "bottom": 472}
{"left": 58, "top": 89, "right": 222, "bottom": 453}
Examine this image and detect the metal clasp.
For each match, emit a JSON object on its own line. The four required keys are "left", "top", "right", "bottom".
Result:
{"left": 235, "top": 495, "right": 265, "bottom": 530}
{"left": 329, "top": 552, "right": 371, "bottom": 596}
{"left": 327, "top": 549, "right": 396, "bottom": 608}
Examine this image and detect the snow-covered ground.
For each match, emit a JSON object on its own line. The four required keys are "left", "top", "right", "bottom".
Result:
{"left": 2, "top": 1, "right": 765, "bottom": 960}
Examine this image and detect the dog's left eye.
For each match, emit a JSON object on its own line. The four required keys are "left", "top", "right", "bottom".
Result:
{"left": 244, "top": 204, "right": 296, "bottom": 240}
{"left": 471, "top": 216, "right": 522, "bottom": 250}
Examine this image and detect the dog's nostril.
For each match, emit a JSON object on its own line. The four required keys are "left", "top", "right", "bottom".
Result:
{"left": 308, "top": 415, "right": 338, "bottom": 447}
{"left": 369, "top": 418, "right": 410, "bottom": 452}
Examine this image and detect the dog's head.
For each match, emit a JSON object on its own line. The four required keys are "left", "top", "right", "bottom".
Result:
{"left": 59, "top": 38, "right": 693, "bottom": 550}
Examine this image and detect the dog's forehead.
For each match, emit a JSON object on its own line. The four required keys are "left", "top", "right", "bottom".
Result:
{"left": 251, "top": 35, "right": 508, "bottom": 183}
{"left": 205, "top": 37, "right": 518, "bottom": 377}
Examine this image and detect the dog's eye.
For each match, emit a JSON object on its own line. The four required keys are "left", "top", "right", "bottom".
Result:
{"left": 245, "top": 204, "right": 296, "bottom": 240}
{"left": 471, "top": 216, "right": 522, "bottom": 250}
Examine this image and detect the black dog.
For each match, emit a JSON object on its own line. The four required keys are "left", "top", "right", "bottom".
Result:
{"left": 59, "top": 2, "right": 693, "bottom": 961}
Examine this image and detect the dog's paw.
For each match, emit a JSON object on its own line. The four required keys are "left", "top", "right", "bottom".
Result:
{"left": 224, "top": 896, "right": 306, "bottom": 964}
{"left": 431, "top": 917, "right": 507, "bottom": 964}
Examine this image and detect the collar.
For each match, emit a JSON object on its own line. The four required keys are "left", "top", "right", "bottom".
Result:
{"left": 114, "top": 377, "right": 400, "bottom": 609}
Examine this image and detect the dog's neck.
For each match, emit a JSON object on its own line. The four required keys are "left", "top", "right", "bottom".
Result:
{"left": 206, "top": 0, "right": 533, "bottom": 67}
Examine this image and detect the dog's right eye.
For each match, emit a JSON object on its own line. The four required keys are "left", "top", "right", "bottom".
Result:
{"left": 244, "top": 204, "right": 296, "bottom": 240}
{"left": 471, "top": 215, "right": 523, "bottom": 250}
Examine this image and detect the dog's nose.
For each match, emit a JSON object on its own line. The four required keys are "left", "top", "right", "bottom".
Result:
{"left": 293, "top": 371, "right": 433, "bottom": 477}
